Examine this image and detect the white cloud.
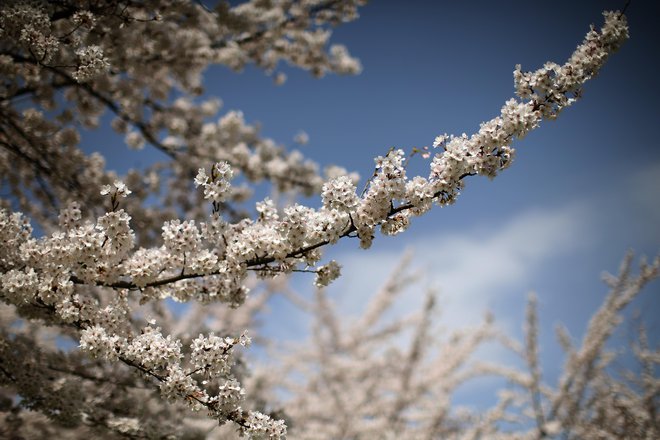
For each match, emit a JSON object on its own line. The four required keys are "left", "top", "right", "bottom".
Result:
{"left": 331, "top": 203, "right": 592, "bottom": 333}
{"left": 627, "top": 161, "right": 660, "bottom": 242}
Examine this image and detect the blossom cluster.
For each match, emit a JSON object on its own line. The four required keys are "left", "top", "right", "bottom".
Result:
{"left": 314, "top": 260, "right": 342, "bottom": 287}
{"left": 0, "top": 1, "right": 58, "bottom": 62}
{"left": 72, "top": 46, "right": 110, "bottom": 82}
{"left": 194, "top": 161, "right": 234, "bottom": 205}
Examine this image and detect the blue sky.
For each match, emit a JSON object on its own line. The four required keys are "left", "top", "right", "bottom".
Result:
{"left": 88, "top": 0, "right": 659, "bottom": 409}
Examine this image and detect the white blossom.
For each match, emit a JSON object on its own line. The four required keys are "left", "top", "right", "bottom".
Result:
{"left": 79, "top": 325, "right": 121, "bottom": 360}
{"left": 159, "top": 365, "right": 198, "bottom": 402}
{"left": 321, "top": 175, "right": 359, "bottom": 212}
{"left": 190, "top": 332, "right": 235, "bottom": 378}
{"left": 123, "top": 326, "right": 182, "bottom": 370}
{"left": 72, "top": 46, "right": 110, "bottom": 82}
{"left": 194, "top": 162, "right": 233, "bottom": 203}
{"left": 242, "top": 411, "right": 288, "bottom": 439}
{"left": 314, "top": 260, "right": 342, "bottom": 287}
{"left": 100, "top": 180, "right": 132, "bottom": 198}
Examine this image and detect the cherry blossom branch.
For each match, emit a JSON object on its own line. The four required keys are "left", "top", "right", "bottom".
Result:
{"left": 65, "top": 171, "right": 473, "bottom": 292}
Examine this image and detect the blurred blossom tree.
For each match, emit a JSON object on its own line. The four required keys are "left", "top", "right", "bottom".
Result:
{"left": 0, "top": 1, "right": 656, "bottom": 438}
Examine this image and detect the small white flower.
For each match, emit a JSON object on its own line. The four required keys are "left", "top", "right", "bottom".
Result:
{"left": 113, "top": 180, "right": 132, "bottom": 197}
{"left": 432, "top": 134, "right": 447, "bottom": 148}
{"left": 294, "top": 130, "right": 309, "bottom": 145}
{"left": 314, "top": 260, "right": 342, "bottom": 287}
{"left": 193, "top": 168, "right": 208, "bottom": 187}
{"left": 274, "top": 72, "right": 287, "bottom": 85}
{"left": 238, "top": 330, "right": 251, "bottom": 347}
{"left": 100, "top": 184, "right": 113, "bottom": 196}
{"left": 100, "top": 180, "right": 131, "bottom": 198}
{"left": 194, "top": 162, "right": 233, "bottom": 203}
{"left": 72, "top": 45, "right": 109, "bottom": 82}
